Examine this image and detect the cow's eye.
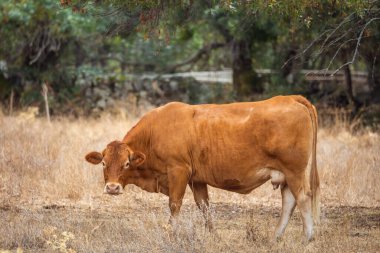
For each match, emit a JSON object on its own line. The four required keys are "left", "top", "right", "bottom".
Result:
{"left": 101, "top": 161, "right": 106, "bottom": 167}
{"left": 124, "top": 161, "right": 130, "bottom": 169}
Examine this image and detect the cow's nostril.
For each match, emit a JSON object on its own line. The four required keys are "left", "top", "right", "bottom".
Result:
{"left": 105, "top": 183, "right": 121, "bottom": 194}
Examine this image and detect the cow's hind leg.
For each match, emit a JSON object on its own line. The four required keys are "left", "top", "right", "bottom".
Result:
{"left": 285, "top": 171, "right": 314, "bottom": 242}
{"left": 274, "top": 184, "right": 296, "bottom": 240}
{"left": 189, "top": 182, "right": 213, "bottom": 231}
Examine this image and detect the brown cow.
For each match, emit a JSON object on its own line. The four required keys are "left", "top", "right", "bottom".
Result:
{"left": 85, "top": 95, "right": 320, "bottom": 241}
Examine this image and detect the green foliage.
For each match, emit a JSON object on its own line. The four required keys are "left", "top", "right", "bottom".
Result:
{"left": 0, "top": 0, "right": 113, "bottom": 108}
{"left": 0, "top": 0, "right": 378, "bottom": 113}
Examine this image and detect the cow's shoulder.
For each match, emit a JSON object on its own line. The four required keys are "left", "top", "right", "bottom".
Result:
{"left": 153, "top": 101, "right": 192, "bottom": 116}
{"left": 159, "top": 101, "right": 190, "bottom": 109}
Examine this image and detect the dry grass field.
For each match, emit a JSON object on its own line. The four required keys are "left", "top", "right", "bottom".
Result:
{"left": 0, "top": 113, "right": 379, "bottom": 252}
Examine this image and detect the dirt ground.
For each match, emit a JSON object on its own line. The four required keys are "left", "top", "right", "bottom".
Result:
{"left": 0, "top": 196, "right": 379, "bottom": 253}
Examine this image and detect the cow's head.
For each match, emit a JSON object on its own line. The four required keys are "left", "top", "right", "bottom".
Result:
{"left": 85, "top": 141, "right": 146, "bottom": 195}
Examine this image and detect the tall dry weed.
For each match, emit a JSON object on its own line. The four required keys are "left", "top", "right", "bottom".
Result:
{"left": 0, "top": 114, "right": 379, "bottom": 252}
{"left": 0, "top": 114, "right": 378, "bottom": 207}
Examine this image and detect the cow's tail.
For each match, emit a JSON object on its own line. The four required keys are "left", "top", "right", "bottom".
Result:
{"left": 293, "top": 96, "right": 320, "bottom": 224}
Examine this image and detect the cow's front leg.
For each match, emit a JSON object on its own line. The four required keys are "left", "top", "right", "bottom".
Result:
{"left": 189, "top": 182, "right": 213, "bottom": 231}
{"left": 167, "top": 166, "right": 190, "bottom": 224}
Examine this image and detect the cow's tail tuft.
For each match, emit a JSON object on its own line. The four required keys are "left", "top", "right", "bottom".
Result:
{"left": 294, "top": 96, "right": 320, "bottom": 224}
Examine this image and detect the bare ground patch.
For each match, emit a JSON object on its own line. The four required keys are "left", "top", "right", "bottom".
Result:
{"left": 0, "top": 200, "right": 379, "bottom": 252}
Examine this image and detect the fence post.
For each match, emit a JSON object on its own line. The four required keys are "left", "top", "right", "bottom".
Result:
{"left": 42, "top": 81, "right": 50, "bottom": 123}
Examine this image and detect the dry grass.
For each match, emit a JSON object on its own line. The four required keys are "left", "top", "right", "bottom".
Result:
{"left": 0, "top": 114, "right": 379, "bottom": 252}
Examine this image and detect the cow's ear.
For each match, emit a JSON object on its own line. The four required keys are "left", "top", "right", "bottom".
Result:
{"left": 85, "top": 152, "right": 103, "bottom": 165}
{"left": 130, "top": 151, "right": 146, "bottom": 167}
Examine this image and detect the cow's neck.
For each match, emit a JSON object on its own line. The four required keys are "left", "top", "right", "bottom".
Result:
{"left": 126, "top": 174, "right": 158, "bottom": 193}
{"left": 125, "top": 169, "right": 168, "bottom": 195}
{"left": 123, "top": 114, "right": 154, "bottom": 167}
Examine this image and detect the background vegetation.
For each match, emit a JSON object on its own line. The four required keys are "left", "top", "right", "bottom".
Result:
{"left": 0, "top": 0, "right": 379, "bottom": 122}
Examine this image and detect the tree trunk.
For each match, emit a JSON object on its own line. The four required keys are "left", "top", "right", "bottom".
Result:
{"left": 367, "top": 60, "right": 380, "bottom": 104}
{"left": 362, "top": 43, "right": 380, "bottom": 104}
{"left": 231, "top": 40, "right": 261, "bottom": 97}
{"left": 74, "top": 40, "right": 84, "bottom": 68}
{"left": 343, "top": 64, "right": 361, "bottom": 115}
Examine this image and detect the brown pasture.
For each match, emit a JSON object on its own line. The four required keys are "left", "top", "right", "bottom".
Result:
{"left": 0, "top": 115, "right": 379, "bottom": 252}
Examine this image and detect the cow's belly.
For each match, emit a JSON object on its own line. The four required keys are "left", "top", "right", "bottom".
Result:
{"left": 195, "top": 167, "right": 284, "bottom": 194}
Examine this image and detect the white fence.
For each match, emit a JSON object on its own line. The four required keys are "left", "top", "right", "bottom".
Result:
{"left": 134, "top": 69, "right": 368, "bottom": 84}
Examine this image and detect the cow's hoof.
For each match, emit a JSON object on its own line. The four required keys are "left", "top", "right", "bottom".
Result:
{"left": 304, "top": 234, "right": 315, "bottom": 244}
{"left": 162, "top": 222, "right": 172, "bottom": 231}
{"left": 205, "top": 222, "right": 214, "bottom": 232}
{"left": 273, "top": 234, "right": 283, "bottom": 243}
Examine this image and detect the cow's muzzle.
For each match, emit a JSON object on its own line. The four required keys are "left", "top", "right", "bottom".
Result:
{"left": 104, "top": 182, "right": 123, "bottom": 195}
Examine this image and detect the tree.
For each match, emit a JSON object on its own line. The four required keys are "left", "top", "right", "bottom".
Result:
{"left": 0, "top": 0, "right": 104, "bottom": 105}
{"left": 281, "top": 0, "right": 380, "bottom": 108}
{"left": 62, "top": 1, "right": 279, "bottom": 96}
{"left": 1, "top": 0, "right": 377, "bottom": 113}
{"left": 65, "top": 0, "right": 375, "bottom": 99}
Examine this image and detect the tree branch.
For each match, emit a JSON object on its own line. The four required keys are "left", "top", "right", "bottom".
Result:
{"left": 281, "top": 29, "right": 330, "bottom": 69}
{"left": 166, "top": 42, "right": 225, "bottom": 72}
{"left": 320, "top": 13, "right": 355, "bottom": 50}
{"left": 332, "top": 17, "right": 380, "bottom": 75}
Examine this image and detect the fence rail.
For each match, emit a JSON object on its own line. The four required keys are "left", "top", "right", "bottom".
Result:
{"left": 135, "top": 69, "right": 368, "bottom": 84}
